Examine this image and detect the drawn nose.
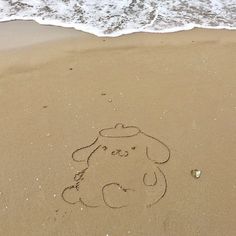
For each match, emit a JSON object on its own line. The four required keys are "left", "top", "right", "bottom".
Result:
{"left": 111, "top": 149, "right": 129, "bottom": 157}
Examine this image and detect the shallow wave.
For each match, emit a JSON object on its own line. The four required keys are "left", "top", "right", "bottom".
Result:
{"left": 0, "top": 0, "right": 235, "bottom": 36}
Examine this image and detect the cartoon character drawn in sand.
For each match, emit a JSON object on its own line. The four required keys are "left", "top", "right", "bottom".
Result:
{"left": 62, "top": 123, "right": 170, "bottom": 208}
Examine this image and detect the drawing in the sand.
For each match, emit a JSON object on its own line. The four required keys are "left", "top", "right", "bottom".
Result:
{"left": 62, "top": 123, "right": 170, "bottom": 208}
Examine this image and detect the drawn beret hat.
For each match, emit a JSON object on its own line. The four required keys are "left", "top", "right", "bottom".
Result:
{"left": 99, "top": 123, "right": 141, "bottom": 138}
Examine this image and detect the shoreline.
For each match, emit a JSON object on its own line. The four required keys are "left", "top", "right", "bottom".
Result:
{"left": 1, "top": 15, "right": 236, "bottom": 37}
{"left": 1, "top": 20, "right": 236, "bottom": 52}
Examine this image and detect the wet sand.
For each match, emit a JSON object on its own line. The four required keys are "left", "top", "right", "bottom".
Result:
{"left": 0, "top": 21, "right": 236, "bottom": 236}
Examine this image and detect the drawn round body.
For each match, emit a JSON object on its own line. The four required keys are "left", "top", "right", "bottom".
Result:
{"left": 63, "top": 123, "right": 170, "bottom": 208}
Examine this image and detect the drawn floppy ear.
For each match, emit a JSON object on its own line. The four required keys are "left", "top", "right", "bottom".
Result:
{"left": 142, "top": 132, "right": 170, "bottom": 164}
{"left": 72, "top": 137, "right": 100, "bottom": 163}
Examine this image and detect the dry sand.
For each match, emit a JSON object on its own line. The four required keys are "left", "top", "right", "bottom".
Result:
{"left": 0, "top": 21, "right": 236, "bottom": 236}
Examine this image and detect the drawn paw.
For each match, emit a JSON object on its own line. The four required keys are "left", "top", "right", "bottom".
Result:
{"left": 102, "top": 183, "right": 135, "bottom": 209}
{"left": 61, "top": 185, "right": 80, "bottom": 205}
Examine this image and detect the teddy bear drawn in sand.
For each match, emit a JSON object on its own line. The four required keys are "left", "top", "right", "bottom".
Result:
{"left": 62, "top": 123, "right": 170, "bottom": 209}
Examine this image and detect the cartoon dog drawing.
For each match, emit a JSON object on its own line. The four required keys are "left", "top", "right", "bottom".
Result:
{"left": 62, "top": 123, "right": 170, "bottom": 208}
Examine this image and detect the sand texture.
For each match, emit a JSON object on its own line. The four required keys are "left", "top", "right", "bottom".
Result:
{"left": 0, "top": 22, "right": 236, "bottom": 235}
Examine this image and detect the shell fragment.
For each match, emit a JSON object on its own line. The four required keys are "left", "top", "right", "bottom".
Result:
{"left": 191, "top": 169, "right": 202, "bottom": 179}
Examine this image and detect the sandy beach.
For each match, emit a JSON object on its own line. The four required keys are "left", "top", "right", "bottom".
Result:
{"left": 0, "top": 21, "right": 236, "bottom": 236}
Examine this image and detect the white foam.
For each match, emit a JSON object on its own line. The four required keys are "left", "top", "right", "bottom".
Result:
{"left": 0, "top": 0, "right": 235, "bottom": 37}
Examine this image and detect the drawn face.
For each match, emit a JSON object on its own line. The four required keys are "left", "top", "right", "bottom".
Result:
{"left": 72, "top": 123, "right": 170, "bottom": 165}
{"left": 101, "top": 142, "right": 137, "bottom": 158}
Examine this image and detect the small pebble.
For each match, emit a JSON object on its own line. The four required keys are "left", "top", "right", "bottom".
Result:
{"left": 191, "top": 169, "right": 202, "bottom": 179}
{"left": 46, "top": 133, "right": 51, "bottom": 137}
{"left": 108, "top": 99, "right": 112, "bottom": 103}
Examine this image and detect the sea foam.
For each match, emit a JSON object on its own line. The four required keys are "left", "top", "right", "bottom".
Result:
{"left": 0, "top": 0, "right": 235, "bottom": 37}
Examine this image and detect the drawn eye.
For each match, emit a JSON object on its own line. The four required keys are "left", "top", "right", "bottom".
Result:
{"left": 131, "top": 146, "right": 136, "bottom": 150}
{"left": 102, "top": 146, "right": 107, "bottom": 151}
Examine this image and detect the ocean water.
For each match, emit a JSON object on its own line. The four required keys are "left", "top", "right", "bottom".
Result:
{"left": 0, "top": 0, "right": 235, "bottom": 37}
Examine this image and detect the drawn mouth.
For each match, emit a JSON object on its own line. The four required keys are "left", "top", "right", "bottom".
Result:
{"left": 111, "top": 149, "right": 129, "bottom": 157}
